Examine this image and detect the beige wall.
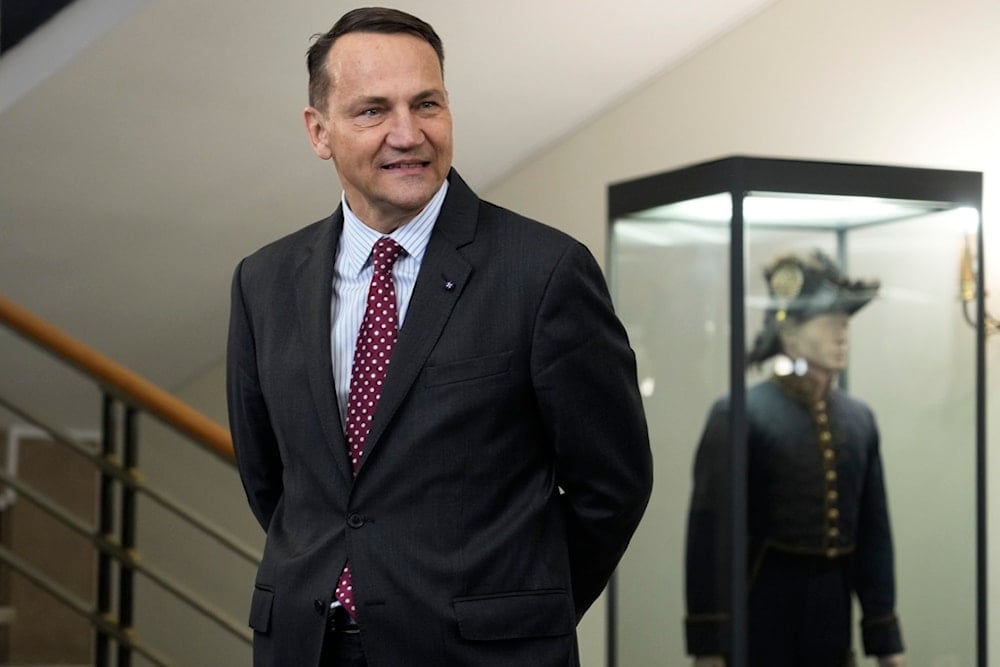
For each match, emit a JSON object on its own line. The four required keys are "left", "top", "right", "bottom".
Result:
{"left": 168, "top": 0, "right": 1000, "bottom": 664}
{"left": 482, "top": 0, "right": 1000, "bottom": 663}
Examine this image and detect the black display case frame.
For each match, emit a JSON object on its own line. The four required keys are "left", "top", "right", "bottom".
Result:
{"left": 606, "top": 155, "right": 985, "bottom": 667}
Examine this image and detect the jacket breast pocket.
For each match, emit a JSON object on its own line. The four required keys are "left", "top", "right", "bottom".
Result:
{"left": 453, "top": 589, "right": 574, "bottom": 641}
{"left": 248, "top": 585, "right": 274, "bottom": 634}
{"left": 423, "top": 351, "right": 512, "bottom": 388}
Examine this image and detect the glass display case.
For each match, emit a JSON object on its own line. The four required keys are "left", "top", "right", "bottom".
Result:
{"left": 607, "top": 156, "right": 985, "bottom": 667}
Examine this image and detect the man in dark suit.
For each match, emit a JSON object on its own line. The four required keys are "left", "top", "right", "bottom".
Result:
{"left": 227, "top": 7, "right": 653, "bottom": 666}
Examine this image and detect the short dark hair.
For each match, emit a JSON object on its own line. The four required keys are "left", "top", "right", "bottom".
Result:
{"left": 306, "top": 7, "right": 445, "bottom": 110}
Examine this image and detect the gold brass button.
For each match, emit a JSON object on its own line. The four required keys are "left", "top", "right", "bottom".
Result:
{"left": 819, "top": 431, "right": 832, "bottom": 443}
{"left": 816, "top": 400, "right": 827, "bottom": 411}
{"left": 816, "top": 413, "right": 829, "bottom": 425}
{"left": 828, "top": 527, "right": 840, "bottom": 538}
{"left": 823, "top": 449, "right": 835, "bottom": 461}
{"left": 827, "top": 490, "right": 838, "bottom": 501}
{"left": 826, "top": 470, "right": 837, "bottom": 482}
{"left": 828, "top": 508, "right": 840, "bottom": 520}
{"left": 826, "top": 547, "right": 838, "bottom": 559}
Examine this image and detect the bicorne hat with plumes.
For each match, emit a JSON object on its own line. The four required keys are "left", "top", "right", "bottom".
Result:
{"left": 747, "top": 250, "right": 880, "bottom": 366}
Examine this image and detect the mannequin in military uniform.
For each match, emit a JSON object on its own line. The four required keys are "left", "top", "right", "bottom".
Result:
{"left": 684, "top": 250, "right": 905, "bottom": 667}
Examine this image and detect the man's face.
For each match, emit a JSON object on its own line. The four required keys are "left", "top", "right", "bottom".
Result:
{"left": 304, "top": 32, "right": 453, "bottom": 233}
{"left": 782, "top": 312, "right": 850, "bottom": 373}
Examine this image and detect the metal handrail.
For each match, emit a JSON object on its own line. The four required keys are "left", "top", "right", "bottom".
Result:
{"left": 0, "top": 394, "right": 261, "bottom": 565}
{"left": 0, "top": 294, "right": 233, "bottom": 461}
{"left": 0, "top": 546, "right": 172, "bottom": 666}
{"left": 0, "top": 463, "right": 253, "bottom": 644}
{"left": 0, "top": 294, "right": 256, "bottom": 664}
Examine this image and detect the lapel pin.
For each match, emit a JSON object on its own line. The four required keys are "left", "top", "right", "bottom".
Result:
{"left": 444, "top": 280, "right": 455, "bottom": 291}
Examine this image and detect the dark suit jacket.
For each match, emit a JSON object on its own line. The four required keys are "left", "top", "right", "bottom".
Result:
{"left": 685, "top": 375, "right": 902, "bottom": 657}
{"left": 227, "top": 170, "right": 653, "bottom": 666}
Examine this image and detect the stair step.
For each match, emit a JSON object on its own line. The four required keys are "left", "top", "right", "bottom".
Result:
{"left": 0, "top": 605, "right": 14, "bottom": 624}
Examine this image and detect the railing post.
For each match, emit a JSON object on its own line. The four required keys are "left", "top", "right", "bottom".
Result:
{"left": 117, "top": 406, "right": 139, "bottom": 667}
{"left": 95, "top": 394, "right": 116, "bottom": 667}
{"left": 1, "top": 294, "right": 249, "bottom": 665}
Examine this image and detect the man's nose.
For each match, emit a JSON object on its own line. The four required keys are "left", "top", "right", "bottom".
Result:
{"left": 386, "top": 111, "right": 423, "bottom": 148}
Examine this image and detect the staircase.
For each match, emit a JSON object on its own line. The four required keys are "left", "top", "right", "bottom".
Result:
{"left": 0, "top": 295, "right": 261, "bottom": 666}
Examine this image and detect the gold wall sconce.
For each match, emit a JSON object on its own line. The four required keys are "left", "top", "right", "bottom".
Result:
{"left": 960, "top": 234, "right": 1000, "bottom": 337}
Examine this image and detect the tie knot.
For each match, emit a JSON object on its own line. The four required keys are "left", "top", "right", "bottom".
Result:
{"left": 372, "top": 237, "right": 405, "bottom": 274}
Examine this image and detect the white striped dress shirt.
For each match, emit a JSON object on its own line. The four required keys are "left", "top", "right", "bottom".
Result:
{"left": 330, "top": 181, "right": 449, "bottom": 423}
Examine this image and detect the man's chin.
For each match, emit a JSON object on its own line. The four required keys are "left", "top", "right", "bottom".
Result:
{"left": 381, "top": 179, "right": 444, "bottom": 207}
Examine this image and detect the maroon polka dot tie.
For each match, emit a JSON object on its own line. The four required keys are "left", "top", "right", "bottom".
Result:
{"left": 335, "top": 236, "right": 405, "bottom": 620}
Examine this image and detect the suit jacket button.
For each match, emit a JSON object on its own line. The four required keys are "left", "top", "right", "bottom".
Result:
{"left": 314, "top": 599, "right": 325, "bottom": 614}
{"left": 348, "top": 513, "right": 365, "bottom": 529}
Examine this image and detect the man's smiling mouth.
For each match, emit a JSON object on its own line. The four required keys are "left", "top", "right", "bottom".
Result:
{"left": 383, "top": 161, "right": 430, "bottom": 170}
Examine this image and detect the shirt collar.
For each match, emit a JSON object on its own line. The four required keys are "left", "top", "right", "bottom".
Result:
{"left": 340, "top": 180, "right": 449, "bottom": 275}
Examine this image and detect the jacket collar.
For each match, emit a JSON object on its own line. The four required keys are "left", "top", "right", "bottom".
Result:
{"left": 293, "top": 169, "right": 479, "bottom": 481}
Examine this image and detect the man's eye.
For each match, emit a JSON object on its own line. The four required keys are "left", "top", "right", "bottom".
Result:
{"left": 361, "top": 108, "right": 380, "bottom": 117}
{"left": 415, "top": 101, "right": 442, "bottom": 115}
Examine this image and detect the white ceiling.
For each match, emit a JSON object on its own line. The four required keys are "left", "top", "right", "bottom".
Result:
{"left": 0, "top": 0, "right": 775, "bottom": 429}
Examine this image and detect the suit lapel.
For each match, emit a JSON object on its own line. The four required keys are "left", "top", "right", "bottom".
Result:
{"left": 293, "top": 209, "right": 354, "bottom": 485}
{"left": 358, "top": 171, "right": 478, "bottom": 472}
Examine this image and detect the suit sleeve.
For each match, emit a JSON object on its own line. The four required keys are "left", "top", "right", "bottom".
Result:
{"left": 530, "top": 240, "right": 653, "bottom": 619}
{"left": 684, "top": 399, "right": 732, "bottom": 656}
{"left": 854, "top": 414, "right": 904, "bottom": 656}
{"left": 227, "top": 258, "right": 284, "bottom": 532}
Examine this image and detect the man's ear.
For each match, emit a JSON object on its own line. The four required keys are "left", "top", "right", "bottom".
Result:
{"left": 304, "top": 106, "right": 333, "bottom": 160}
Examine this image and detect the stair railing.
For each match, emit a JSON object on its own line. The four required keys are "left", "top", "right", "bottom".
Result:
{"left": 0, "top": 294, "right": 259, "bottom": 666}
